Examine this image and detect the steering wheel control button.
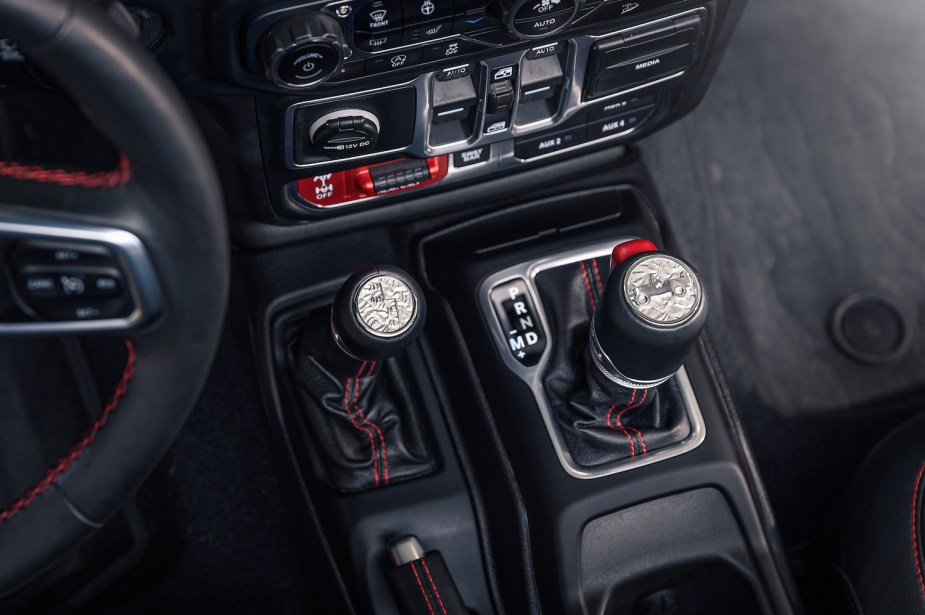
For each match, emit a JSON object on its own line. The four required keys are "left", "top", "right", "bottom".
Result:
{"left": 623, "top": 254, "right": 702, "bottom": 326}
{"left": 8, "top": 240, "right": 134, "bottom": 323}
{"left": 831, "top": 294, "right": 913, "bottom": 365}
{"left": 310, "top": 109, "right": 381, "bottom": 158}
{"left": 489, "top": 278, "right": 547, "bottom": 366}
{"left": 258, "top": 13, "right": 346, "bottom": 89}
{"left": 591, "top": 246, "right": 707, "bottom": 387}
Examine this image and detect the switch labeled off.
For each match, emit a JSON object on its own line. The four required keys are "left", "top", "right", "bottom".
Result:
{"left": 490, "top": 278, "right": 547, "bottom": 366}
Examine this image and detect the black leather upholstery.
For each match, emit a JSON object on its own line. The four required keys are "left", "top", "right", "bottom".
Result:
{"left": 534, "top": 255, "right": 691, "bottom": 468}
{"left": 824, "top": 413, "right": 925, "bottom": 615}
{"left": 291, "top": 329, "right": 435, "bottom": 492}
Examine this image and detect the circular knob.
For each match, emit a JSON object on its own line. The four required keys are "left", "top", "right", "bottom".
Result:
{"left": 310, "top": 109, "right": 380, "bottom": 158}
{"left": 257, "top": 13, "right": 346, "bottom": 89}
{"left": 590, "top": 246, "right": 708, "bottom": 388}
{"left": 332, "top": 265, "right": 427, "bottom": 362}
{"left": 500, "top": 0, "right": 578, "bottom": 39}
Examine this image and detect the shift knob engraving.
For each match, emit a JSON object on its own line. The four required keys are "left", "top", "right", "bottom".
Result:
{"left": 355, "top": 274, "right": 418, "bottom": 338}
{"left": 623, "top": 255, "right": 702, "bottom": 327}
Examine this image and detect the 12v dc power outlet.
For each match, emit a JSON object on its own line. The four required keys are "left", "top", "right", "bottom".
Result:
{"left": 310, "top": 109, "right": 381, "bottom": 158}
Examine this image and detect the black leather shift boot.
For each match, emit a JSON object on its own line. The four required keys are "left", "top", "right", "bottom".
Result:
{"left": 290, "top": 321, "right": 435, "bottom": 492}
{"left": 535, "top": 256, "right": 691, "bottom": 468}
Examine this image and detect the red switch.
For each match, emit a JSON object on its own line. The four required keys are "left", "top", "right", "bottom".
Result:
{"left": 611, "top": 239, "right": 658, "bottom": 269}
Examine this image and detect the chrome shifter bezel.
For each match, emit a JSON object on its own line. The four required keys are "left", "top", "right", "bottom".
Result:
{"left": 477, "top": 238, "right": 706, "bottom": 479}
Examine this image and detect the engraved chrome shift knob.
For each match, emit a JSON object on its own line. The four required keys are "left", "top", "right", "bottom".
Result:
{"left": 305, "top": 265, "right": 427, "bottom": 377}
{"left": 590, "top": 240, "right": 707, "bottom": 388}
{"left": 331, "top": 265, "right": 426, "bottom": 362}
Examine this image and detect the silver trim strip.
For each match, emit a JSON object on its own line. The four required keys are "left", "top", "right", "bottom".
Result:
{"left": 477, "top": 238, "right": 706, "bottom": 479}
{"left": 0, "top": 217, "right": 164, "bottom": 335}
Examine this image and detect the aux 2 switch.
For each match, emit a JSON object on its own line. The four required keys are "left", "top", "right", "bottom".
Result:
{"left": 489, "top": 278, "right": 547, "bottom": 366}
{"left": 310, "top": 109, "right": 381, "bottom": 158}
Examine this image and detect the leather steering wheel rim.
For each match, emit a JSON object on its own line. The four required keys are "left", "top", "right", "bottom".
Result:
{"left": 0, "top": 0, "right": 229, "bottom": 596}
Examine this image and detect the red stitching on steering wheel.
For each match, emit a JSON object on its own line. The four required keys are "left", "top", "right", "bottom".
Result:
{"left": 0, "top": 153, "right": 131, "bottom": 189}
{"left": 0, "top": 340, "right": 136, "bottom": 525}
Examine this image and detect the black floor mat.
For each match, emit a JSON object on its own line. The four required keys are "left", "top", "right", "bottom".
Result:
{"left": 641, "top": 0, "right": 925, "bottom": 548}
{"left": 644, "top": 0, "right": 925, "bottom": 415}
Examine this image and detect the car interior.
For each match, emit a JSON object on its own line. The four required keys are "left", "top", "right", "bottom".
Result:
{"left": 1, "top": 0, "right": 924, "bottom": 613}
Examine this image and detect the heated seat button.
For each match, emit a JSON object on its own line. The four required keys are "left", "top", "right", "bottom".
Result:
{"left": 490, "top": 278, "right": 547, "bottom": 366}
{"left": 402, "top": 19, "right": 453, "bottom": 44}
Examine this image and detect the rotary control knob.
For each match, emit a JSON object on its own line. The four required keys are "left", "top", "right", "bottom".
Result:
{"left": 498, "top": 0, "right": 578, "bottom": 39}
{"left": 589, "top": 240, "right": 708, "bottom": 389}
{"left": 257, "top": 13, "right": 347, "bottom": 89}
{"left": 310, "top": 109, "right": 381, "bottom": 158}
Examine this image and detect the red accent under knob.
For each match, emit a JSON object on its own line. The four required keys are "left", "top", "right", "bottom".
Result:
{"left": 611, "top": 239, "right": 658, "bottom": 269}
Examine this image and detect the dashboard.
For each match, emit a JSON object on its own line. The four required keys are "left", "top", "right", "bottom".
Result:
{"left": 1, "top": 0, "right": 744, "bottom": 221}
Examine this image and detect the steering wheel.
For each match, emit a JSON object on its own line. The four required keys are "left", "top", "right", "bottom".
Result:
{"left": 0, "top": 0, "right": 228, "bottom": 596}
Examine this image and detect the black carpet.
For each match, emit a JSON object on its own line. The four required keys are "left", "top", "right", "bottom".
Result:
{"left": 642, "top": 0, "right": 925, "bottom": 550}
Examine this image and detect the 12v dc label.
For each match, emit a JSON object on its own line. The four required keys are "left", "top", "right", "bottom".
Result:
{"left": 489, "top": 278, "right": 547, "bottom": 366}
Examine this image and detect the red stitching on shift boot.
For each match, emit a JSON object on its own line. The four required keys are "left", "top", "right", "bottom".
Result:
{"left": 410, "top": 561, "right": 436, "bottom": 615}
{"left": 365, "top": 360, "right": 377, "bottom": 377}
{"left": 591, "top": 258, "right": 605, "bottom": 294}
{"left": 626, "top": 389, "right": 650, "bottom": 456}
{"left": 421, "top": 557, "right": 448, "bottom": 615}
{"left": 353, "top": 362, "right": 390, "bottom": 483}
{"left": 579, "top": 261, "right": 597, "bottom": 312}
{"left": 912, "top": 462, "right": 925, "bottom": 602}
{"left": 607, "top": 389, "right": 636, "bottom": 458}
{"left": 0, "top": 153, "right": 131, "bottom": 189}
{"left": 0, "top": 340, "right": 136, "bottom": 525}
{"left": 343, "top": 363, "right": 379, "bottom": 486}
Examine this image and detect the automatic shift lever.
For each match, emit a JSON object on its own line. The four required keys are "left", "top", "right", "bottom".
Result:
{"left": 590, "top": 240, "right": 708, "bottom": 389}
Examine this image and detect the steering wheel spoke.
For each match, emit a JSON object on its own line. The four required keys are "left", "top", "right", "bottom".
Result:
{"left": 0, "top": 0, "right": 229, "bottom": 596}
{"left": 0, "top": 205, "right": 165, "bottom": 336}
